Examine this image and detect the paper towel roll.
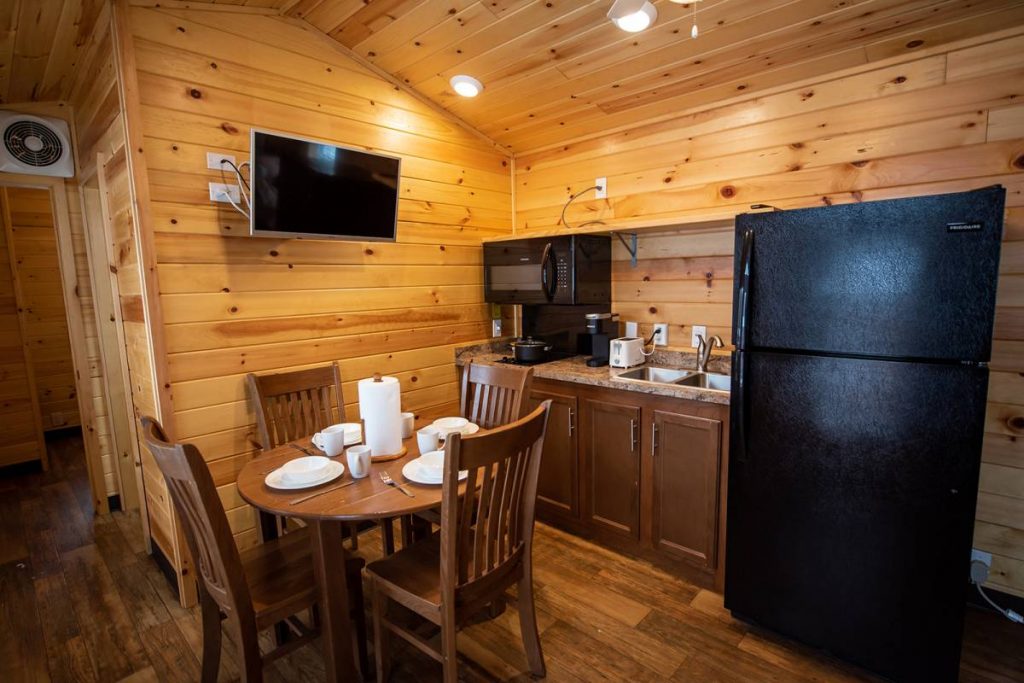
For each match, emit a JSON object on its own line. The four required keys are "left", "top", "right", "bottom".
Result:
{"left": 358, "top": 375, "right": 402, "bottom": 456}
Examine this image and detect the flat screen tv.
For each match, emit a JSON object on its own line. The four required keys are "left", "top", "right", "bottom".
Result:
{"left": 250, "top": 129, "right": 401, "bottom": 241}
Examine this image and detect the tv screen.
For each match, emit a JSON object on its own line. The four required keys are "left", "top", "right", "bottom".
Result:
{"left": 250, "top": 130, "right": 400, "bottom": 241}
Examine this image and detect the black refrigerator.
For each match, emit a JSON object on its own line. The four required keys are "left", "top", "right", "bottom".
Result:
{"left": 724, "top": 186, "right": 1005, "bottom": 682}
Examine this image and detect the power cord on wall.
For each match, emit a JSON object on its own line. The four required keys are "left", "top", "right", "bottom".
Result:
{"left": 218, "top": 158, "right": 251, "bottom": 219}
{"left": 970, "top": 560, "right": 1023, "bottom": 624}
{"left": 640, "top": 331, "right": 658, "bottom": 358}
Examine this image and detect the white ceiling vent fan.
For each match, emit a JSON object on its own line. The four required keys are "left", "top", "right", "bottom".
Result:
{"left": 0, "top": 112, "right": 74, "bottom": 178}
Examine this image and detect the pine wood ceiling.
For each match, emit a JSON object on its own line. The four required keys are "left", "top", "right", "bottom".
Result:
{"left": 9, "top": 0, "right": 1024, "bottom": 153}
{"left": 0, "top": 0, "right": 106, "bottom": 104}
{"left": 279, "top": 0, "right": 1024, "bottom": 153}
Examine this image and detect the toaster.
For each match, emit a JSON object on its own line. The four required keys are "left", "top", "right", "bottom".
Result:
{"left": 609, "top": 337, "right": 645, "bottom": 368}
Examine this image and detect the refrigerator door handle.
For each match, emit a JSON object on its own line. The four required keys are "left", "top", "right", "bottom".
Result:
{"left": 733, "top": 351, "right": 747, "bottom": 464}
{"left": 734, "top": 228, "right": 754, "bottom": 350}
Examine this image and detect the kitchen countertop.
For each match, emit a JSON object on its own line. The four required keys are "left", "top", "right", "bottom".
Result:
{"left": 455, "top": 342, "right": 731, "bottom": 406}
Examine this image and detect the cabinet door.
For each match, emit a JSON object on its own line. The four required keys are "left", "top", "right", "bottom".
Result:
{"left": 528, "top": 389, "right": 579, "bottom": 521}
{"left": 584, "top": 398, "right": 641, "bottom": 539}
{"left": 650, "top": 410, "right": 722, "bottom": 569}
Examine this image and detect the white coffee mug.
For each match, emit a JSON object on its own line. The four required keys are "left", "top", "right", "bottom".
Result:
{"left": 416, "top": 426, "right": 440, "bottom": 454}
{"left": 346, "top": 445, "right": 372, "bottom": 479}
{"left": 312, "top": 424, "right": 348, "bottom": 457}
{"left": 400, "top": 412, "right": 415, "bottom": 439}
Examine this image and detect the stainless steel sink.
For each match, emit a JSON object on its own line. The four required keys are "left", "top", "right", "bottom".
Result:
{"left": 615, "top": 366, "right": 694, "bottom": 384}
{"left": 676, "top": 372, "right": 731, "bottom": 391}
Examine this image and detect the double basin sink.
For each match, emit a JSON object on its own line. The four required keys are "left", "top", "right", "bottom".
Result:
{"left": 614, "top": 366, "right": 731, "bottom": 392}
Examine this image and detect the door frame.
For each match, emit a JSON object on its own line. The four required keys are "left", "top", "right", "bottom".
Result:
{"left": 79, "top": 159, "right": 143, "bottom": 515}
{"left": 0, "top": 173, "right": 109, "bottom": 513}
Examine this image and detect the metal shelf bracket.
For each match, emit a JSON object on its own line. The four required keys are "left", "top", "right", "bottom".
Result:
{"left": 614, "top": 232, "right": 639, "bottom": 268}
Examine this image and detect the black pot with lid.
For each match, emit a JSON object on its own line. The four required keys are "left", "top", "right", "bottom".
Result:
{"left": 509, "top": 337, "right": 553, "bottom": 363}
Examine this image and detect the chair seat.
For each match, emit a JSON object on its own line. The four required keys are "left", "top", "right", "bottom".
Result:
{"left": 367, "top": 533, "right": 444, "bottom": 614}
{"left": 241, "top": 526, "right": 365, "bottom": 629}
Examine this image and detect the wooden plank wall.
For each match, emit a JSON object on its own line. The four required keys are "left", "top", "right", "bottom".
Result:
{"left": 126, "top": 6, "right": 511, "bottom": 551}
{"left": 515, "top": 32, "right": 1024, "bottom": 598}
{"left": 5, "top": 187, "right": 81, "bottom": 431}
{"left": 69, "top": 3, "right": 161, "bottom": 513}
{"left": 0, "top": 191, "right": 45, "bottom": 467}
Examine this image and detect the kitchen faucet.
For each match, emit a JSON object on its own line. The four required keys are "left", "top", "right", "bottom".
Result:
{"left": 696, "top": 334, "right": 724, "bottom": 373}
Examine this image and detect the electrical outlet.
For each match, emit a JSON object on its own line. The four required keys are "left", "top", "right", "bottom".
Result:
{"left": 653, "top": 323, "right": 668, "bottom": 346}
{"left": 972, "top": 549, "right": 993, "bottom": 567}
{"left": 207, "top": 151, "right": 237, "bottom": 171}
{"left": 691, "top": 325, "right": 707, "bottom": 348}
{"left": 209, "top": 182, "right": 241, "bottom": 204}
{"left": 594, "top": 177, "right": 607, "bottom": 199}
{"left": 624, "top": 321, "right": 638, "bottom": 338}
{"left": 492, "top": 319, "right": 502, "bottom": 337}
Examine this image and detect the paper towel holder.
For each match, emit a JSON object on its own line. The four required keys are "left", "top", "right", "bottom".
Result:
{"left": 358, "top": 418, "right": 408, "bottom": 463}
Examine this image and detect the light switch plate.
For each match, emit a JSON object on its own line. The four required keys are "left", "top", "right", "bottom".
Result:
{"left": 207, "top": 151, "right": 237, "bottom": 171}
{"left": 492, "top": 319, "right": 502, "bottom": 337}
{"left": 209, "top": 182, "right": 241, "bottom": 204}
{"left": 691, "top": 325, "right": 707, "bottom": 348}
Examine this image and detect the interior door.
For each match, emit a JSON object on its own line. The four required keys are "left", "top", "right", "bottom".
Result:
{"left": 725, "top": 350, "right": 988, "bottom": 682}
{"left": 583, "top": 397, "right": 641, "bottom": 540}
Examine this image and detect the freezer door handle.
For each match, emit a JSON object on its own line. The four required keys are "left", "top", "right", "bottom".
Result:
{"left": 734, "top": 228, "right": 754, "bottom": 350}
{"left": 733, "top": 351, "right": 747, "bottom": 464}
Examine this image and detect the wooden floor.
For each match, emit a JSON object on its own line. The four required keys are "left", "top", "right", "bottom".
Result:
{"left": 1, "top": 431, "right": 1022, "bottom": 683}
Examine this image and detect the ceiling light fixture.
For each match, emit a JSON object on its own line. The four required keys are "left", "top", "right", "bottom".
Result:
{"left": 608, "top": 0, "right": 658, "bottom": 33}
{"left": 449, "top": 74, "right": 483, "bottom": 97}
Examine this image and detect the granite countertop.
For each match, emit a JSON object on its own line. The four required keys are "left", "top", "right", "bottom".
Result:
{"left": 455, "top": 342, "right": 731, "bottom": 406}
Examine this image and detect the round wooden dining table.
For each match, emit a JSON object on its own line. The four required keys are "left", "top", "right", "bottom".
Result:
{"left": 236, "top": 417, "right": 465, "bottom": 682}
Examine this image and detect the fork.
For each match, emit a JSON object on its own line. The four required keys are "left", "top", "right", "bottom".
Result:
{"left": 380, "top": 471, "right": 414, "bottom": 497}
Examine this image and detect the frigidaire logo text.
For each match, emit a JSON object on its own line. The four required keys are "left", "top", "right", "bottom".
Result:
{"left": 947, "top": 222, "right": 983, "bottom": 232}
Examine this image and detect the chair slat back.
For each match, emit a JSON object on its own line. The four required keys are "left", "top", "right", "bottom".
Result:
{"left": 440, "top": 401, "right": 550, "bottom": 600}
{"left": 139, "top": 417, "right": 253, "bottom": 623}
{"left": 248, "top": 363, "right": 344, "bottom": 450}
{"left": 460, "top": 361, "right": 533, "bottom": 430}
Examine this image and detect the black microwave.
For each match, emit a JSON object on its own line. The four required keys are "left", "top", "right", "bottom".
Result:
{"left": 483, "top": 235, "right": 611, "bottom": 305}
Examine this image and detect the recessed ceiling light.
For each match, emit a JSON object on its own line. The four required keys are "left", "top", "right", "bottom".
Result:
{"left": 450, "top": 74, "right": 483, "bottom": 97}
{"left": 608, "top": 0, "right": 658, "bottom": 33}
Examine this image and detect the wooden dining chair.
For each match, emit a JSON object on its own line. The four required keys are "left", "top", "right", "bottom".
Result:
{"left": 139, "top": 416, "right": 370, "bottom": 682}
{"left": 459, "top": 360, "right": 534, "bottom": 429}
{"left": 367, "top": 401, "right": 552, "bottom": 683}
{"left": 248, "top": 362, "right": 394, "bottom": 552}
{"left": 248, "top": 363, "right": 345, "bottom": 452}
{"left": 406, "top": 360, "right": 537, "bottom": 538}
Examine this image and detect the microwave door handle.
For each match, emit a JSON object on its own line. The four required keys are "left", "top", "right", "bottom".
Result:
{"left": 540, "top": 242, "right": 555, "bottom": 301}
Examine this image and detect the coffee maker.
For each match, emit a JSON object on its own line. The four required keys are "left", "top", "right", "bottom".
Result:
{"left": 582, "top": 312, "right": 619, "bottom": 367}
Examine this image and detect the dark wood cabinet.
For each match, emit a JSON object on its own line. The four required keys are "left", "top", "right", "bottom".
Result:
{"left": 528, "top": 388, "right": 579, "bottom": 521}
{"left": 582, "top": 397, "right": 641, "bottom": 540}
{"left": 530, "top": 376, "right": 729, "bottom": 589}
{"left": 650, "top": 409, "right": 723, "bottom": 570}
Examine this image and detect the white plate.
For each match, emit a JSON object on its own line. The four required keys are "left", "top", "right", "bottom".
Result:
{"left": 265, "top": 461, "right": 345, "bottom": 490}
{"left": 401, "top": 457, "right": 469, "bottom": 485}
{"left": 431, "top": 419, "right": 480, "bottom": 438}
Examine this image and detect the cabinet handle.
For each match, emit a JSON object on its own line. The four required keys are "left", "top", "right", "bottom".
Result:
{"left": 651, "top": 423, "right": 659, "bottom": 456}
{"left": 630, "top": 418, "right": 638, "bottom": 452}
{"left": 568, "top": 408, "right": 575, "bottom": 436}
